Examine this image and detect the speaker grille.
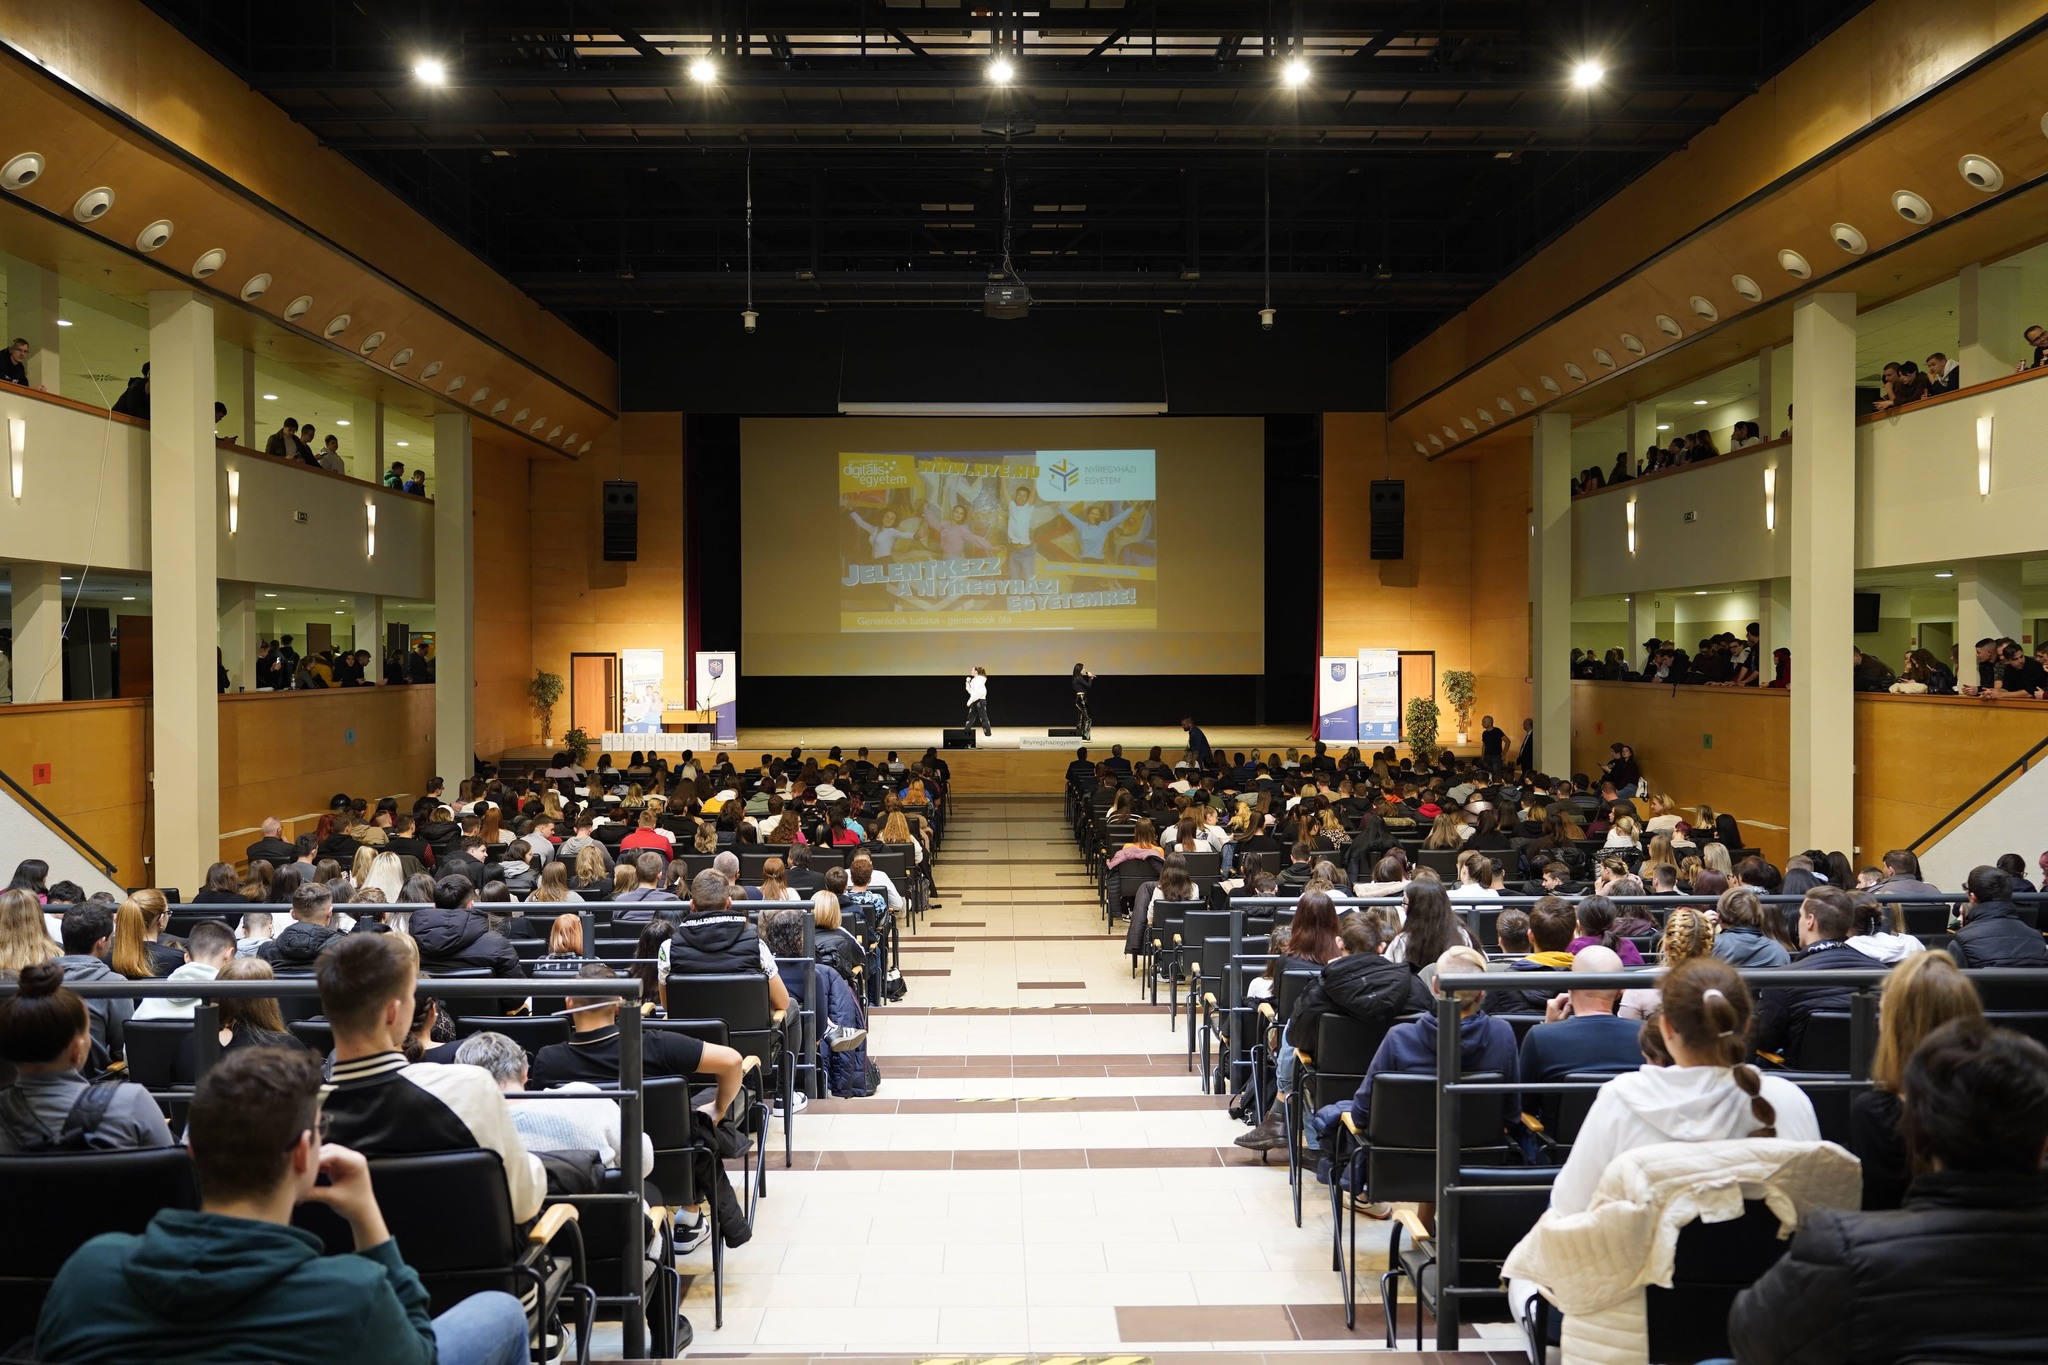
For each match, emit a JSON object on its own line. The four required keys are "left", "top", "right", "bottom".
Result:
{"left": 602, "top": 479, "right": 639, "bottom": 562}
{"left": 1369, "top": 479, "right": 1405, "bottom": 561}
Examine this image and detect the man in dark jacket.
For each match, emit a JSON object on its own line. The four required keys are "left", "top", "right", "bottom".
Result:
{"left": 409, "top": 878, "right": 524, "bottom": 980}
{"left": 1949, "top": 864, "right": 2048, "bottom": 969}
{"left": 259, "top": 884, "right": 345, "bottom": 974}
{"left": 1728, "top": 1019, "right": 2048, "bottom": 1364}
{"left": 662, "top": 871, "right": 789, "bottom": 1014}
{"left": 244, "top": 816, "right": 299, "bottom": 869}
{"left": 1753, "top": 885, "right": 1879, "bottom": 1065}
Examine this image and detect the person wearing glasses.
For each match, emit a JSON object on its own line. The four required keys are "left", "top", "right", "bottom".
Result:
{"left": 34, "top": 1047, "right": 530, "bottom": 1365}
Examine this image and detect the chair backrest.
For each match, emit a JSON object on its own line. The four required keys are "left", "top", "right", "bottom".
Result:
{"left": 1988, "top": 1010, "right": 2048, "bottom": 1049}
{"left": 1441, "top": 1166, "right": 1558, "bottom": 1292}
{"left": 1791, "top": 1010, "right": 1852, "bottom": 1072}
{"left": 1113, "top": 857, "right": 1162, "bottom": 901}
{"left": 1645, "top": 1199, "right": 1790, "bottom": 1362}
{"left": 1308, "top": 1012, "right": 1400, "bottom": 1109}
{"left": 1416, "top": 847, "right": 1461, "bottom": 876}
{"left": 294, "top": 1150, "right": 525, "bottom": 1315}
{"left": 0, "top": 1148, "right": 201, "bottom": 1345}
{"left": 663, "top": 973, "right": 774, "bottom": 1067}
{"left": 1464, "top": 904, "right": 1507, "bottom": 952}
{"left": 738, "top": 848, "right": 793, "bottom": 883}
{"left": 1177, "top": 850, "right": 1222, "bottom": 880}
{"left": 1271, "top": 964, "right": 1320, "bottom": 1025}
{"left": 167, "top": 907, "right": 255, "bottom": 937}
{"left": 592, "top": 937, "right": 643, "bottom": 962}
{"left": 642, "top": 1074, "right": 702, "bottom": 1205}
{"left": 287, "top": 1017, "right": 334, "bottom": 1054}
{"left": 123, "top": 1019, "right": 193, "bottom": 1090}
{"left": 1365, "top": 1070, "right": 1511, "bottom": 1204}
{"left": 453, "top": 1014, "right": 571, "bottom": 1059}
{"left": 1182, "top": 910, "right": 1234, "bottom": 980}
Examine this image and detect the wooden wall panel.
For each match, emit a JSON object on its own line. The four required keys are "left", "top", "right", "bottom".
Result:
{"left": 1470, "top": 439, "right": 1532, "bottom": 731}
{"left": 0, "top": 700, "right": 150, "bottom": 883}
{"left": 216, "top": 687, "right": 434, "bottom": 843}
{"left": 473, "top": 443, "right": 535, "bottom": 758}
{"left": 1852, "top": 694, "right": 2048, "bottom": 859}
{"left": 524, "top": 414, "right": 687, "bottom": 756}
{"left": 1572, "top": 682, "right": 1792, "bottom": 866}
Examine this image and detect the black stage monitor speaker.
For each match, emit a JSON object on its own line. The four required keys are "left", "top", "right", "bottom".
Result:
{"left": 602, "top": 480, "right": 639, "bottom": 562}
{"left": 1047, "top": 727, "right": 1082, "bottom": 738}
{"left": 942, "top": 727, "right": 977, "bottom": 749}
{"left": 1370, "top": 479, "right": 1405, "bottom": 561}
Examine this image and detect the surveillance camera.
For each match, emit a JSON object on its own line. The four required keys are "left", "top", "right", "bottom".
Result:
{"left": 1258, "top": 307, "right": 1276, "bottom": 332}
{"left": 741, "top": 309, "right": 759, "bottom": 334}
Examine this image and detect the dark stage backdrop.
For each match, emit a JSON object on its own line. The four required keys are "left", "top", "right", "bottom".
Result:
{"left": 687, "top": 414, "right": 1318, "bottom": 729}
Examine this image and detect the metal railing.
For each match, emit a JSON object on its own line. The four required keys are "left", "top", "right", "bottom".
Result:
{"left": 1909, "top": 731, "right": 2048, "bottom": 853}
{"left": 0, "top": 976, "right": 657, "bottom": 1359}
{"left": 1416, "top": 966, "right": 2048, "bottom": 1351}
{"left": 0, "top": 764, "right": 118, "bottom": 878}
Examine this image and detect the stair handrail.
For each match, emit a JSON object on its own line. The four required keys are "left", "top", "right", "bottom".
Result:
{"left": 1909, "top": 731, "right": 2048, "bottom": 855}
{"left": 0, "top": 766, "right": 118, "bottom": 879}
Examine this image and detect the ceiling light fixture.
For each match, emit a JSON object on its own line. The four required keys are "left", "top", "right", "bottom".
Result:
{"left": 413, "top": 57, "right": 448, "bottom": 85}
{"left": 55, "top": 319, "right": 71, "bottom": 328}
{"left": 1259, "top": 150, "right": 1275, "bottom": 331}
{"left": 1935, "top": 571, "right": 1954, "bottom": 578}
{"left": 742, "top": 149, "right": 757, "bottom": 334}
{"left": 396, "top": 441, "right": 410, "bottom": 448}
{"left": 987, "top": 57, "right": 1015, "bottom": 84}
{"left": 1693, "top": 399, "right": 1710, "bottom": 406}
{"left": 1570, "top": 60, "right": 1605, "bottom": 90}
{"left": 261, "top": 393, "right": 278, "bottom": 401}
{"left": 1282, "top": 57, "right": 1310, "bottom": 88}
{"left": 689, "top": 57, "right": 717, "bottom": 85}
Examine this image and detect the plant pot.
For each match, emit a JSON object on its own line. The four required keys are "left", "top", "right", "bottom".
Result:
{"left": 1457, "top": 731, "right": 1469, "bottom": 745}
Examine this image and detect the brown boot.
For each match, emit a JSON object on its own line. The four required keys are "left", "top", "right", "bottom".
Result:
{"left": 1233, "top": 1102, "right": 1288, "bottom": 1154}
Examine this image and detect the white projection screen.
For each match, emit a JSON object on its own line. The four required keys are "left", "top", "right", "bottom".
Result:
{"left": 739, "top": 417, "right": 1265, "bottom": 677}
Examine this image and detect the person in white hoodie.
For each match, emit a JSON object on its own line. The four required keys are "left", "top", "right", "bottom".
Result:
{"left": 133, "top": 921, "right": 237, "bottom": 1021}
{"left": 1508, "top": 956, "right": 1819, "bottom": 1350}
{"left": 964, "top": 666, "right": 991, "bottom": 736}
{"left": 1844, "top": 895, "right": 1927, "bottom": 966}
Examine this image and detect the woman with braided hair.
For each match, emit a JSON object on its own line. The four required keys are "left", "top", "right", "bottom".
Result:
{"left": 1546, "top": 957, "right": 1818, "bottom": 1216}
{"left": 1618, "top": 906, "right": 1716, "bottom": 1020}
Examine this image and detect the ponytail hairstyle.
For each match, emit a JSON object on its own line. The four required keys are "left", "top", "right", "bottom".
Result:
{"left": 0, "top": 960, "right": 90, "bottom": 1065}
{"left": 1659, "top": 958, "right": 1777, "bottom": 1136}
{"left": 1852, "top": 894, "right": 1905, "bottom": 940}
{"left": 1659, "top": 906, "right": 1717, "bottom": 968}
{"left": 109, "top": 890, "right": 170, "bottom": 981}
{"left": 1574, "top": 894, "right": 1625, "bottom": 950}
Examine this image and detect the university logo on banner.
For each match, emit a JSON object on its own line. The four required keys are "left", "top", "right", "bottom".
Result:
{"left": 1033, "top": 450, "right": 1156, "bottom": 503}
{"left": 708, "top": 658, "right": 724, "bottom": 680}
{"left": 1330, "top": 661, "right": 1347, "bottom": 682}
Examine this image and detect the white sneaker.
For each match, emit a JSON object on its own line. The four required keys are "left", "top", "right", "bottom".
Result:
{"left": 673, "top": 1213, "right": 711, "bottom": 1255}
{"left": 772, "top": 1091, "right": 811, "bottom": 1117}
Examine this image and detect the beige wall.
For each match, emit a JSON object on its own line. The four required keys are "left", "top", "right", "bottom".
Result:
{"left": 1574, "top": 446, "right": 1790, "bottom": 598}
{"left": 1323, "top": 414, "right": 1531, "bottom": 730}
{"left": 1859, "top": 371, "right": 2048, "bottom": 569}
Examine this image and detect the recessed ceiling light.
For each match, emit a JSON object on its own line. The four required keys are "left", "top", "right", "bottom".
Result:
{"left": 390, "top": 348, "right": 414, "bottom": 368}
{"left": 324, "top": 314, "right": 352, "bottom": 337}
{"left": 263, "top": 592, "right": 277, "bottom": 597}
{"left": 1564, "top": 362, "right": 1587, "bottom": 382}
{"left": 59, "top": 575, "right": 72, "bottom": 581}
{"left": 1569, "top": 59, "right": 1604, "bottom": 89}
{"left": 55, "top": 319, "right": 71, "bottom": 327}
{"left": 1592, "top": 348, "right": 1615, "bottom": 369}
{"left": 241, "top": 274, "right": 271, "bottom": 300}
{"left": 579, "top": 441, "right": 593, "bottom": 455}
{"left": 283, "top": 295, "right": 312, "bottom": 321}
{"left": 1731, "top": 274, "right": 1761, "bottom": 301}
{"left": 987, "top": 57, "right": 1015, "bottom": 84}
{"left": 1830, "top": 222, "right": 1868, "bottom": 255}
{"left": 72, "top": 188, "right": 114, "bottom": 223}
{"left": 446, "top": 374, "right": 466, "bottom": 392}
{"left": 1540, "top": 375, "right": 1560, "bottom": 394}
{"left": 359, "top": 331, "right": 386, "bottom": 355}
{"left": 261, "top": 393, "right": 278, "bottom": 401}
{"left": 1689, "top": 295, "right": 1718, "bottom": 321}
{"left": 334, "top": 610, "right": 344, "bottom": 615}
{"left": 414, "top": 57, "right": 448, "bottom": 85}
{"left": 1412, "top": 442, "right": 1428, "bottom": 455}
{"left": 1693, "top": 399, "right": 1710, "bottom": 406}
{"left": 1441, "top": 425, "right": 1457, "bottom": 440}
{"left": 1516, "top": 387, "right": 1537, "bottom": 403}
{"left": 689, "top": 57, "right": 717, "bottom": 84}
{"left": 335, "top": 419, "right": 350, "bottom": 427}
{"left": 1620, "top": 334, "right": 1644, "bottom": 354}
{"left": 1935, "top": 572, "right": 1954, "bottom": 578}
{"left": 135, "top": 220, "right": 173, "bottom": 253}
{"left": 0, "top": 153, "right": 44, "bottom": 191}
{"left": 192, "top": 248, "right": 227, "bottom": 278}
{"left": 395, "top": 441, "right": 410, "bottom": 447}
{"left": 1656, "top": 424, "right": 1671, "bottom": 431}
{"left": 513, "top": 407, "right": 530, "bottom": 423}
{"left": 1655, "top": 314, "right": 1682, "bottom": 337}
{"left": 1282, "top": 57, "right": 1310, "bottom": 87}
{"left": 1694, "top": 591, "right": 1708, "bottom": 596}
{"left": 1958, "top": 154, "right": 2004, "bottom": 193}
{"left": 121, "top": 596, "right": 135, "bottom": 601}
{"left": 1428, "top": 435, "right": 1442, "bottom": 449}
{"left": 1777, "top": 249, "right": 1811, "bottom": 279}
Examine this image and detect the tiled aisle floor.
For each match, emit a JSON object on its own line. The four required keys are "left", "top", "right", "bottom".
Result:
{"left": 605, "top": 795, "right": 1517, "bottom": 1362}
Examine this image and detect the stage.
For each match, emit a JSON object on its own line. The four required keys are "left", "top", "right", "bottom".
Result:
{"left": 506, "top": 725, "right": 1320, "bottom": 794}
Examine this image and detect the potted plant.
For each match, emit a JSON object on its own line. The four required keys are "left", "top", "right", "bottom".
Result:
{"left": 1404, "top": 695, "right": 1441, "bottom": 768}
{"left": 562, "top": 727, "right": 593, "bottom": 766}
{"left": 1442, "top": 670, "right": 1477, "bottom": 744}
{"left": 528, "top": 669, "right": 565, "bottom": 745}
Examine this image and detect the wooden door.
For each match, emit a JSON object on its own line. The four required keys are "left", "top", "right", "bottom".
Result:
{"left": 116, "top": 615, "right": 153, "bottom": 698}
{"left": 570, "top": 653, "right": 618, "bottom": 736}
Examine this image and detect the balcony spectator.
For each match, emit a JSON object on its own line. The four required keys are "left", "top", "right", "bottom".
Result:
{"left": 0, "top": 337, "right": 36, "bottom": 388}
{"left": 403, "top": 469, "right": 426, "bottom": 496}
{"left": 383, "top": 461, "right": 406, "bottom": 489}
{"left": 2022, "top": 323, "right": 2046, "bottom": 372}
{"left": 1891, "top": 648, "right": 1957, "bottom": 695}
{"left": 297, "top": 424, "right": 323, "bottom": 467}
{"left": 1851, "top": 647, "right": 1896, "bottom": 692}
{"left": 317, "top": 434, "right": 345, "bottom": 475}
{"left": 265, "top": 417, "right": 308, "bottom": 460}
{"left": 1926, "top": 351, "right": 1959, "bottom": 393}
{"left": 405, "top": 641, "right": 433, "bottom": 684}
{"left": 1980, "top": 642, "right": 2045, "bottom": 700}
{"left": 109, "top": 363, "right": 150, "bottom": 419}
{"left": 1729, "top": 420, "right": 1762, "bottom": 449}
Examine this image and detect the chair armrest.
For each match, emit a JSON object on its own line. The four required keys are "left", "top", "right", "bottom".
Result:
{"left": 1756, "top": 1050, "right": 1785, "bottom": 1066}
{"left": 1340, "top": 1110, "right": 1362, "bottom": 1138}
{"left": 1521, "top": 1111, "right": 1546, "bottom": 1134}
{"left": 1392, "top": 1207, "right": 1433, "bottom": 1247}
{"left": 1201, "top": 992, "right": 1218, "bottom": 1009}
{"left": 1293, "top": 1048, "right": 1313, "bottom": 1065}
{"left": 526, "top": 1202, "right": 581, "bottom": 1246}
{"left": 1256, "top": 1002, "right": 1274, "bottom": 1022}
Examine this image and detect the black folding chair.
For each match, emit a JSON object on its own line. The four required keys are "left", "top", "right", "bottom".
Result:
{"left": 1383, "top": 1166, "right": 1555, "bottom": 1349}
{"left": 122, "top": 1018, "right": 192, "bottom": 1091}
{"left": 662, "top": 974, "right": 791, "bottom": 1169}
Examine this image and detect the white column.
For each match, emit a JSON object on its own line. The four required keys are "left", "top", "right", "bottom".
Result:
{"left": 9, "top": 562, "right": 64, "bottom": 702}
{"left": 1626, "top": 596, "right": 1652, "bottom": 671}
{"left": 149, "top": 289, "right": 221, "bottom": 892}
{"left": 239, "top": 349, "right": 257, "bottom": 449}
{"left": 433, "top": 412, "right": 474, "bottom": 782}
{"left": 1624, "top": 401, "right": 1645, "bottom": 466}
{"left": 218, "top": 582, "right": 257, "bottom": 693}
{"left": 1958, "top": 263, "right": 2022, "bottom": 385}
{"left": 1529, "top": 413, "right": 1572, "bottom": 777}
{"left": 1789, "top": 293, "right": 1858, "bottom": 852}
{"left": 5, "top": 261, "right": 61, "bottom": 393}
{"left": 353, "top": 594, "right": 384, "bottom": 675}
{"left": 350, "top": 398, "right": 382, "bottom": 480}
{"left": 1756, "top": 345, "right": 1775, "bottom": 442}
{"left": 1956, "top": 559, "right": 2023, "bottom": 651}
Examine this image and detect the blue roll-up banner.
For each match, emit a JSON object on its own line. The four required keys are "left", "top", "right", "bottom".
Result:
{"left": 1318, "top": 656, "right": 1360, "bottom": 742}
{"left": 1357, "top": 648, "right": 1401, "bottom": 744}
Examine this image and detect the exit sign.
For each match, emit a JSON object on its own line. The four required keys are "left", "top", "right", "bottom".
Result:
{"left": 1702, "top": 734, "right": 1714, "bottom": 750}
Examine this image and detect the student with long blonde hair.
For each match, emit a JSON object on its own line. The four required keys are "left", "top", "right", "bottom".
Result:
{"left": 110, "top": 890, "right": 179, "bottom": 980}
{"left": 1850, "top": 953, "right": 1983, "bottom": 1210}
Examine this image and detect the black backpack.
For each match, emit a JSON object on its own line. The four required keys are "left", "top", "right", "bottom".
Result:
{"left": 0, "top": 1078, "right": 130, "bottom": 1152}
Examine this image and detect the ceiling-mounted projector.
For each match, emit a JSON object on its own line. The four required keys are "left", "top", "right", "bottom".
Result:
{"left": 983, "top": 276, "right": 1032, "bottom": 320}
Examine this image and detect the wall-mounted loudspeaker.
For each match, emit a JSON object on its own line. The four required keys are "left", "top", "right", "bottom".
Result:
{"left": 602, "top": 480, "right": 639, "bottom": 562}
{"left": 1369, "top": 479, "right": 1405, "bottom": 560}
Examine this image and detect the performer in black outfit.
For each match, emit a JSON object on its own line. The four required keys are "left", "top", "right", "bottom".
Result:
{"left": 1071, "top": 663, "right": 1094, "bottom": 740}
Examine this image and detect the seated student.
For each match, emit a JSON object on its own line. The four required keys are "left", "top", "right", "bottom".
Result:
{"left": 1754, "top": 885, "right": 1881, "bottom": 1063}
{"left": 134, "top": 919, "right": 238, "bottom": 1021}
{"left": 659, "top": 869, "right": 793, "bottom": 1013}
{"left": 1849, "top": 953, "right": 1984, "bottom": 1212}
{"left": 1568, "top": 894, "right": 1645, "bottom": 967}
{"left": 1517, "top": 946, "right": 1643, "bottom": 1134}
{"left": 314, "top": 934, "right": 546, "bottom": 1223}
{"left": 762, "top": 908, "right": 871, "bottom": 1092}
{"left": 1949, "top": 864, "right": 2048, "bottom": 968}
{"left": 260, "top": 882, "right": 347, "bottom": 973}
{"left": 409, "top": 877, "right": 524, "bottom": 980}
{"left": 53, "top": 905, "right": 132, "bottom": 1071}
{"left": 1483, "top": 897, "right": 1579, "bottom": 1015}
{"left": 33, "top": 1047, "right": 529, "bottom": 1365}
{"left": 1710, "top": 884, "right": 1794, "bottom": 968}
{"left": 1730, "top": 1019, "right": 2048, "bottom": 1364}
{"left": 1309, "top": 945, "right": 1518, "bottom": 1216}
{"left": 172, "top": 957, "right": 310, "bottom": 1084}
{"left": 0, "top": 962, "right": 172, "bottom": 1154}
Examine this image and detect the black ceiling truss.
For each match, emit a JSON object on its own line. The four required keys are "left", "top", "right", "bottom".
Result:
{"left": 135, "top": 0, "right": 1878, "bottom": 353}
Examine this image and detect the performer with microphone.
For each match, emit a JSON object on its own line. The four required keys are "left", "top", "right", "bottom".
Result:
{"left": 1071, "top": 663, "right": 1095, "bottom": 741}
{"left": 964, "top": 667, "right": 992, "bottom": 737}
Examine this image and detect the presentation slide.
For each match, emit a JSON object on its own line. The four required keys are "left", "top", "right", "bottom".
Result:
{"left": 741, "top": 417, "right": 1264, "bottom": 677}
{"left": 838, "top": 449, "right": 1156, "bottom": 634}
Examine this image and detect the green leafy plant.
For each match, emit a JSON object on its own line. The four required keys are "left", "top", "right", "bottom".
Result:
{"left": 1442, "top": 669, "right": 1478, "bottom": 736}
{"left": 562, "top": 727, "right": 593, "bottom": 765}
{"left": 528, "top": 669, "right": 565, "bottom": 743}
{"left": 1404, "top": 695, "right": 1442, "bottom": 767}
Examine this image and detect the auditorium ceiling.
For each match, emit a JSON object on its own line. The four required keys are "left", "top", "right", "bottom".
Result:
{"left": 137, "top": 0, "right": 1876, "bottom": 354}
